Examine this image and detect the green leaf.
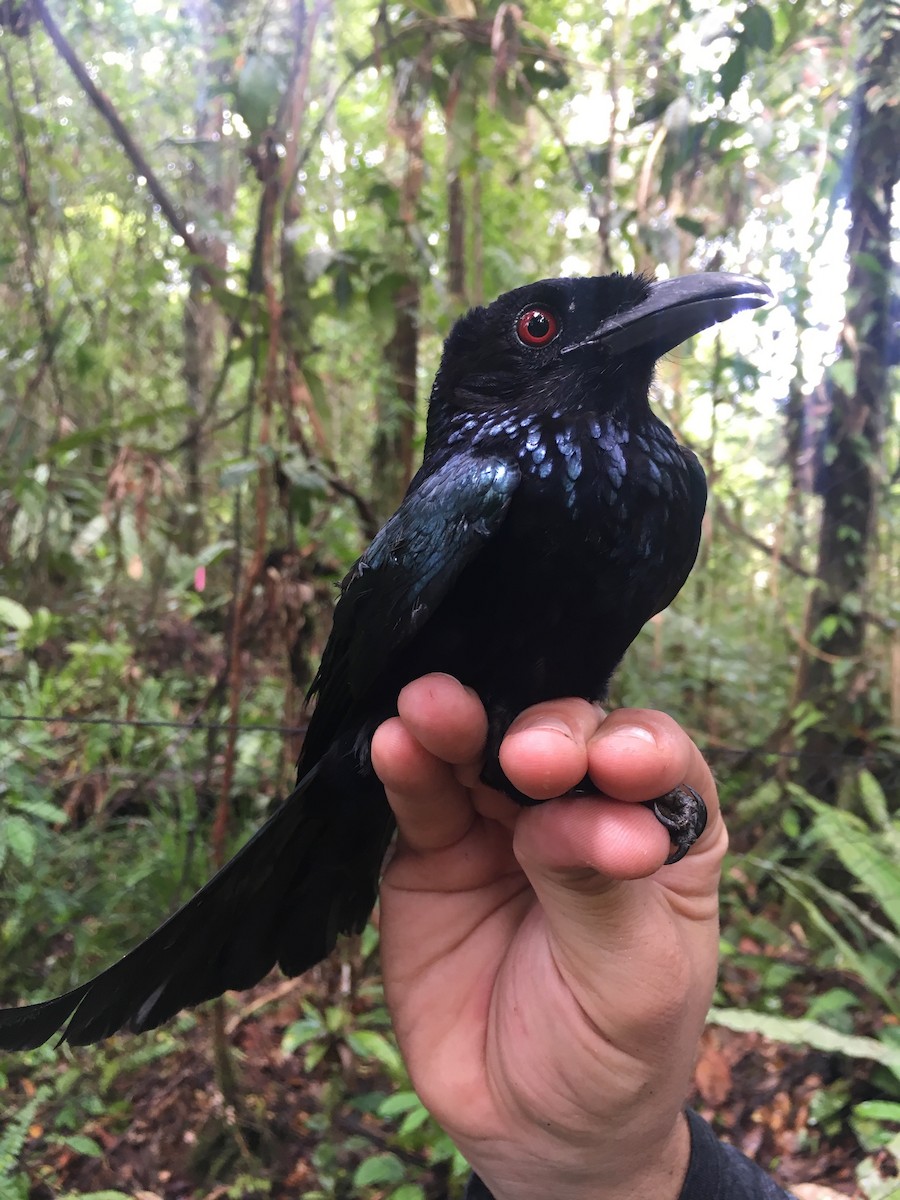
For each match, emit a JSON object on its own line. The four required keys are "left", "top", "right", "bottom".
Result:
{"left": 804, "top": 987, "right": 858, "bottom": 1024}
{"left": 703, "top": 119, "right": 746, "bottom": 150}
{"left": 399, "top": 1105, "right": 430, "bottom": 1136}
{"left": 852, "top": 250, "right": 888, "bottom": 279}
{"left": 71, "top": 514, "right": 110, "bottom": 560}
{"left": 390, "top": 1185, "right": 426, "bottom": 1200}
{"left": 378, "top": 1091, "right": 422, "bottom": 1118}
{"left": 814, "top": 613, "right": 840, "bottom": 641}
{"left": 853, "top": 1100, "right": 900, "bottom": 1123}
{"left": 304, "top": 1042, "right": 328, "bottom": 1070}
{"left": 761, "top": 857, "right": 900, "bottom": 1014}
{"left": 74, "top": 343, "right": 97, "bottom": 380}
{"left": 323, "top": 1005, "right": 346, "bottom": 1036}
{"left": 346, "top": 1029, "right": 404, "bottom": 1074}
{"left": 675, "top": 215, "right": 705, "bottom": 237}
{"left": 367, "top": 271, "right": 411, "bottom": 321}
{"left": 1, "top": 816, "right": 38, "bottom": 867}
{"left": 58, "top": 1193, "right": 136, "bottom": 1200}
{"left": 352, "top": 1152, "right": 407, "bottom": 1187}
{"left": 279, "top": 457, "right": 329, "bottom": 494}
{"left": 46, "top": 405, "right": 188, "bottom": 457}
{"left": 195, "top": 539, "right": 235, "bottom": 567}
{"left": 791, "top": 704, "right": 823, "bottom": 737}
{"left": 0, "top": 596, "right": 32, "bottom": 630}
{"left": 718, "top": 43, "right": 747, "bottom": 103}
{"left": 50, "top": 1134, "right": 104, "bottom": 1157}
{"left": 219, "top": 459, "right": 260, "bottom": 489}
{"left": 742, "top": 3, "right": 775, "bottom": 51}
{"left": 851, "top": 1103, "right": 900, "bottom": 1156}
{"left": 858, "top": 769, "right": 890, "bottom": 827}
{"left": 281, "top": 1017, "right": 323, "bottom": 1053}
{"left": 830, "top": 358, "right": 856, "bottom": 395}
{"left": 807, "top": 807, "right": 900, "bottom": 935}
{"left": 808, "top": 1079, "right": 851, "bottom": 1127}
{"left": 234, "top": 52, "right": 284, "bottom": 139}
{"left": 710, "top": 1007, "right": 900, "bottom": 1081}
{"left": 9, "top": 797, "right": 68, "bottom": 825}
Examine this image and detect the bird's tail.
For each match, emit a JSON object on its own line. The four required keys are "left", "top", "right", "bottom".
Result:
{"left": 0, "top": 758, "right": 394, "bottom": 1049}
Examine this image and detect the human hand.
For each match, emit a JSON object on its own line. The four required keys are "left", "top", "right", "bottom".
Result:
{"left": 371, "top": 673, "right": 727, "bottom": 1200}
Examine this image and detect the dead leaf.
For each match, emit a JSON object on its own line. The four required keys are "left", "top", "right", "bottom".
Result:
{"left": 695, "top": 1030, "right": 734, "bottom": 1105}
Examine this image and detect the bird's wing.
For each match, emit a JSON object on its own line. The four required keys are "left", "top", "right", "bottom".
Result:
{"left": 303, "top": 454, "right": 520, "bottom": 758}
{"left": 0, "top": 456, "right": 520, "bottom": 1050}
{"left": 0, "top": 760, "right": 334, "bottom": 1048}
{"left": 651, "top": 450, "right": 708, "bottom": 617}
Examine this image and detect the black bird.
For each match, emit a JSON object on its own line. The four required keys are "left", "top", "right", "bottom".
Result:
{"left": 0, "top": 270, "right": 771, "bottom": 1050}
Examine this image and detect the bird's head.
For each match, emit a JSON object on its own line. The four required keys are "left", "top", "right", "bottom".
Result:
{"left": 427, "top": 271, "right": 771, "bottom": 438}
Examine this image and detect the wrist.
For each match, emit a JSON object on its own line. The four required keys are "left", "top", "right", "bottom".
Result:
{"left": 462, "top": 1111, "right": 690, "bottom": 1200}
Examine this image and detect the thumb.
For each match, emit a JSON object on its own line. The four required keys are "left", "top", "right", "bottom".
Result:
{"left": 512, "top": 795, "right": 714, "bottom": 1068}
{"left": 511, "top": 791, "right": 671, "bottom": 955}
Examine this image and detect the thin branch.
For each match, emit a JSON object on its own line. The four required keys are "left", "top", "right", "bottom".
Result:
{"left": 33, "top": 0, "right": 220, "bottom": 286}
{"left": 293, "top": 12, "right": 571, "bottom": 179}
{"left": 215, "top": 0, "right": 325, "bottom": 865}
{"left": 518, "top": 72, "right": 602, "bottom": 225}
{"left": 0, "top": 32, "right": 66, "bottom": 413}
{"left": 713, "top": 495, "right": 896, "bottom": 635}
{"left": 278, "top": 0, "right": 331, "bottom": 220}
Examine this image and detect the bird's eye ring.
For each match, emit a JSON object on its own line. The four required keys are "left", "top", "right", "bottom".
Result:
{"left": 516, "top": 307, "right": 560, "bottom": 347}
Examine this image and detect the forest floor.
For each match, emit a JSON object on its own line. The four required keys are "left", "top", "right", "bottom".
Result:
{"left": 4, "top": 621, "right": 897, "bottom": 1199}
{"left": 8, "top": 966, "right": 891, "bottom": 1200}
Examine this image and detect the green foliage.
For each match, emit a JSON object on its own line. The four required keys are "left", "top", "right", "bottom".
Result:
{"left": 720, "top": 767, "right": 900, "bottom": 1186}
{"left": 0, "top": 1085, "right": 48, "bottom": 1198}
{"left": 0, "top": 0, "right": 896, "bottom": 1192}
{"left": 281, "top": 986, "right": 468, "bottom": 1198}
{"left": 57, "top": 1193, "right": 134, "bottom": 1200}
{"left": 0, "top": 1026, "right": 187, "bottom": 1196}
{"left": 711, "top": 1006, "right": 900, "bottom": 1088}
{"left": 0, "top": 622, "right": 291, "bottom": 997}
{"left": 729, "top": 768, "right": 900, "bottom": 1015}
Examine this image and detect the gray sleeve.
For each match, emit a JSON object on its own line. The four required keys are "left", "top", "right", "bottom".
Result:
{"left": 462, "top": 1109, "right": 797, "bottom": 1200}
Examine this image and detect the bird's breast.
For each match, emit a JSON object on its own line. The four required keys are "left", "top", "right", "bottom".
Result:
{"left": 505, "top": 413, "right": 690, "bottom": 563}
{"left": 402, "top": 410, "right": 700, "bottom": 719}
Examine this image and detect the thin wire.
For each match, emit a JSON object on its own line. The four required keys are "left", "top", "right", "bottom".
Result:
{"left": 0, "top": 711, "right": 894, "bottom": 764}
{"left": 0, "top": 712, "right": 307, "bottom": 736}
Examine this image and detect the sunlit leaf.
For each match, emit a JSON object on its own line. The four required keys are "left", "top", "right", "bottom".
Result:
{"left": 0, "top": 596, "right": 32, "bottom": 630}
{"left": 711, "top": 1007, "right": 900, "bottom": 1082}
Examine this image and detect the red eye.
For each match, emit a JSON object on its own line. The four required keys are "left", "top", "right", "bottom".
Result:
{"left": 516, "top": 307, "right": 560, "bottom": 347}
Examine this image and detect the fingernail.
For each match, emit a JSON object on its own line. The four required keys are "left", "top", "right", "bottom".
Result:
{"left": 606, "top": 725, "right": 656, "bottom": 745}
{"left": 511, "top": 716, "right": 574, "bottom": 739}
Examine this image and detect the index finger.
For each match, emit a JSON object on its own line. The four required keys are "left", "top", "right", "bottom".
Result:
{"left": 371, "top": 674, "right": 487, "bottom": 853}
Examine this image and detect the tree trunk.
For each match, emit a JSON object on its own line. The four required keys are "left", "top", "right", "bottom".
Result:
{"left": 373, "top": 275, "right": 419, "bottom": 518}
{"left": 447, "top": 170, "right": 466, "bottom": 305}
{"left": 790, "top": 10, "right": 896, "bottom": 799}
{"left": 181, "top": 0, "right": 236, "bottom": 554}
{"left": 371, "top": 42, "right": 429, "bottom": 518}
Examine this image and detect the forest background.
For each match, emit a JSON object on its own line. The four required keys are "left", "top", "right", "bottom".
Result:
{"left": 0, "top": 0, "right": 898, "bottom": 1197}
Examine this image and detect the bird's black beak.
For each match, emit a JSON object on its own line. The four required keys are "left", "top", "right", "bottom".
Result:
{"left": 563, "top": 272, "right": 773, "bottom": 359}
